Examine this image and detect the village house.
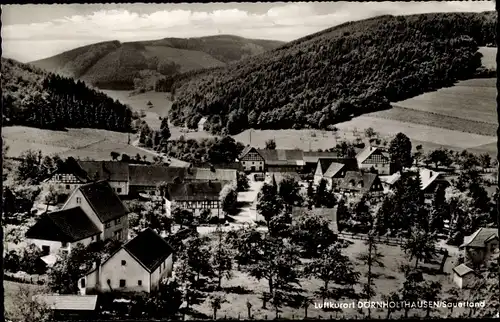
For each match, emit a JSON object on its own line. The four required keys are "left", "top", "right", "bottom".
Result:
{"left": 78, "top": 161, "right": 130, "bottom": 196}
{"left": 238, "top": 146, "right": 266, "bottom": 173}
{"left": 78, "top": 228, "right": 174, "bottom": 294}
{"left": 355, "top": 146, "right": 392, "bottom": 175}
{"left": 314, "top": 158, "right": 359, "bottom": 188}
{"left": 33, "top": 295, "right": 98, "bottom": 320}
{"left": 129, "top": 164, "right": 236, "bottom": 196}
{"left": 42, "top": 161, "right": 90, "bottom": 193}
{"left": 62, "top": 181, "right": 129, "bottom": 242}
{"left": 379, "top": 172, "right": 401, "bottom": 193}
{"left": 163, "top": 181, "right": 223, "bottom": 217}
{"left": 419, "top": 168, "right": 450, "bottom": 197}
{"left": 460, "top": 227, "right": 499, "bottom": 267}
{"left": 198, "top": 117, "right": 207, "bottom": 132}
{"left": 43, "top": 161, "right": 130, "bottom": 196}
{"left": 257, "top": 149, "right": 305, "bottom": 173}
{"left": 302, "top": 151, "right": 341, "bottom": 174}
{"left": 338, "top": 171, "right": 384, "bottom": 196}
{"left": 452, "top": 263, "right": 478, "bottom": 289}
{"left": 25, "top": 207, "right": 101, "bottom": 257}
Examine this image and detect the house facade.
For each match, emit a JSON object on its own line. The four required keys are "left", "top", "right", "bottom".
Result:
{"left": 314, "top": 158, "right": 359, "bottom": 189}
{"left": 419, "top": 168, "right": 451, "bottom": 197}
{"left": 79, "top": 228, "right": 174, "bottom": 294}
{"left": 257, "top": 149, "right": 305, "bottom": 173}
{"left": 25, "top": 207, "right": 101, "bottom": 256}
{"left": 460, "top": 227, "right": 499, "bottom": 267}
{"left": 164, "top": 181, "right": 223, "bottom": 217}
{"left": 452, "top": 263, "right": 477, "bottom": 289}
{"left": 198, "top": 117, "right": 207, "bottom": 132}
{"left": 338, "top": 171, "right": 384, "bottom": 196}
{"left": 356, "top": 146, "right": 391, "bottom": 175}
{"left": 62, "top": 181, "right": 129, "bottom": 241}
{"left": 238, "top": 146, "right": 265, "bottom": 172}
{"left": 78, "top": 161, "right": 130, "bottom": 196}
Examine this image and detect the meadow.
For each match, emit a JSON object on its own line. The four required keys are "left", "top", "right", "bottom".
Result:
{"left": 2, "top": 126, "right": 158, "bottom": 162}
{"left": 189, "top": 237, "right": 464, "bottom": 320}
{"left": 390, "top": 78, "right": 495, "bottom": 125}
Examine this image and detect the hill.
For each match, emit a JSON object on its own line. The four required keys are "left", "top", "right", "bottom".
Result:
{"left": 1, "top": 58, "right": 132, "bottom": 132}
{"left": 29, "top": 35, "right": 284, "bottom": 90}
{"left": 168, "top": 12, "right": 496, "bottom": 135}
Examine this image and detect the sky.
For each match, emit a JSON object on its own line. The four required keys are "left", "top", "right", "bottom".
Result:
{"left": 1, "top": 1, "right": 495, "bottom": 62}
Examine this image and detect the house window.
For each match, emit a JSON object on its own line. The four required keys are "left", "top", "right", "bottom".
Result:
{"left": 116, "top": 218, "right": 121, "bottom": 224}
{"left": 117, "top": 188, "right": 122, "bottom": 193}
{"left": 42, "top": 245, "right": 50, "bottom": 256}
{"left": 66, "top": 184, "right": 70, "bottom": 190}
{"left": 81, "top": 279, "right": 86, "bottom": 288}
{"left": 105, "top": 222, "right": 111, "bottom": 228}
{"left": 91, "top": 236, "right": 95, "bottom": 241}
{"left": 138, "top": 280, "right": 142, "bottom": 286}
{"left": 114, "top": 230, "right": 122, "bottom": 240}
{"left": 76, "top": 197, "right": 81, "bottom": 204}
{"left": 119, "top": 279, "right": 126, "bottom": 287}
{"left": 121, "top": 260, "right": 126, "bottom": 266}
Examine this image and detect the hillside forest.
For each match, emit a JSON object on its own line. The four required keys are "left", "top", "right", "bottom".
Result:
{"left": 167, "top": 12, "right": 496, "bottom": 135}
{"left": 2, "top": 58, "right": 133, "bottom": 132}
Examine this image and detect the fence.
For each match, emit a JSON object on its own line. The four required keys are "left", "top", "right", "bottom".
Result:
{"left": 4, "top": 272, "right": 47, "bottom": 285}
{"left": 337, "top": 231, "right": 405, "bottom": 246}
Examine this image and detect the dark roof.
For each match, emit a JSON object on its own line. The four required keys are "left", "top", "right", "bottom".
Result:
{"left": 238, "top": 145, "right": 255, "bottom": 159}
{"left": 303, "top": 151, "right": 341, "bottom": 164}
{"left": 461, "top": 228, "right": 498, "bottom": 248}
{"left": 257, "top": 149, "right": 305, "bottom": 166}
{"left": 192, "top": 168, "right": 237, "bottom": 183}
{"left": 26, "top": 207, "right": 101, "bottom": 242}
{"left": 129, "top": 165, "right": 236, "bottom": 186}
{"left": 78, "top": 161, "right": 129, "bottom": 182}
{"left": 33, "top": 295, "right": 98, "bottom": 311}
{"left": 197, "top": 162, "right": 243, "bottom": 171}
{"left": 123, "top": 228, "right": 174, "bottom": 272}
{"left": 324, "top": 163, "right": 345, "bottom": 178}
{"left": 129, "top": 165, "right": 188, "bottom": 186}
{"left": 339, "top": 171, "right": 382, "bottom": 193}
{"left": 78, "top": 181, "right": 128, "bottom": 223}
{"left": 318, "top": 158, "right": 359, "bottom": 174}
{"left": 166, "top": 181, "right": 223, "bottom": 201}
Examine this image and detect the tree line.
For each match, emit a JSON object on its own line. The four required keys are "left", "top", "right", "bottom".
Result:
{"left": 2, "top": 59, "right": 133, "bottom": 132}
{"left": 167, "top": 12, "right": 495, "bottom": 135}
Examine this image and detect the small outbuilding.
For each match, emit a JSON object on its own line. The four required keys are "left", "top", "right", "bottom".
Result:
{"left": 452, "top": 263, "right": 476, "bottom": 289}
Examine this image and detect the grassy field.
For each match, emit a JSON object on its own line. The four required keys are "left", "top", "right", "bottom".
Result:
{"left": 369, "top": 105, "right": 496, "bottom": 137}
{"left": 4, "top": 281, "right": 46, "bottom": 320}
{"left": 390, "top": 78, "right": 495, "bottom": 124}
{"left": 334, "top": 116, "right": 496, "bottom": 152}
{"left": 100, "top": 90, "right": 172, "bottom": 130}
{"left": 189, "top": 237, "right": 464, "bottom": 320}
{"left": 2, "top": 126, "right": 159, "bottom": 162}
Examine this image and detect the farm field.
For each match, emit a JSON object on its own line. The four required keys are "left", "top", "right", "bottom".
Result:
{"left": 3, "top": 126, "right": 157, "bottom": 162}
{"left": 478, "top": 46, "right": 496, "bottom": 70}
{"left": 189, "top": 237, "right": 464, "bottom": 320}
{"left": 369, "top": 105, "right": 496, "bottom": 137}
{"left": 334, "top": 116, "right": 496, "bottom": 152}
{"left": 389, "top": 77, "right": 495, "bottom": 124}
